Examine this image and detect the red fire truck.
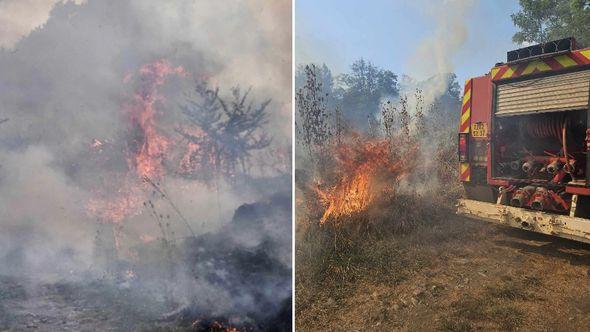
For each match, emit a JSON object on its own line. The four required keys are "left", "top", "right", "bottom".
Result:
{"left": 457, "top": 37, "right": 590, "bottom": 243}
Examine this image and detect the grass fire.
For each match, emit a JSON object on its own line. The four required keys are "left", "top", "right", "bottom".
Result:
{"left": 314, "top": 136, "right": 417, "bottom": 225}
{"left": 0, "top": 1, "right": 291, "bottom": 331}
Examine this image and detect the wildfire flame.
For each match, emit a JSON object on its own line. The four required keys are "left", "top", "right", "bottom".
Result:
{"left": 86, "top": 59, "right": 189, "bottom": 251}
{"left": 315, "top": 136, "right": 416, "bottom": 224}
{"left": 86, "top": 186, "right": 142, "bottom": 223}
{"left": 91, "top": 138, "right": 103, "bottom": 149}
{"left": 177, "top": 126, "right": 207, "bottom": 176}
{"left": 128, "top": 59, "right": 186, "bottom": 179}
{"left": 191, "top": 320, "right": 240, "bottom": 332}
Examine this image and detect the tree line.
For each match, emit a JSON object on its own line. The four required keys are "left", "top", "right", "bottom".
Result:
{"left": 295, "top": 59, "right": 462, "bottom": 155}
{"left": 512, "top": 0, "right": 590, "bottom": 46}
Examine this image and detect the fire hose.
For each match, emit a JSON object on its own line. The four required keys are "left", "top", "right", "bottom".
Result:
{"left": 562, "top": 119, "right": 572, "bottom": 173}
{"left": 527, "top": 117, "right": 572, "bottom": 174}
{"left": 527, "top": 116, "right": 563, "bottom": 139}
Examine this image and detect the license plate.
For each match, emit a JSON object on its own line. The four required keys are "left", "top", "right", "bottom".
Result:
{"left": 471, "top": 122, "right": 488, "bottom": 138}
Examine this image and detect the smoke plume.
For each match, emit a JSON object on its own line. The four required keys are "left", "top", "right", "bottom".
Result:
{"left": 407, "top": 0, "right": 474, "bottom": 105}
{"left": 0, "top": 0, "right": 292, "bottom": 326}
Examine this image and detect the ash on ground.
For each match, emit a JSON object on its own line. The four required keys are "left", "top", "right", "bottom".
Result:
{"left": 0, "top": 187, "right": 292, "bottom": 332}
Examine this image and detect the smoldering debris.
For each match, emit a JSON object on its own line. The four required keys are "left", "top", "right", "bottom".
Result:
{"left": 103, "top": 188, "right": 292, "bottom": 330}
{"left": 0, "top": 186, "right": 292, "bottom": 331}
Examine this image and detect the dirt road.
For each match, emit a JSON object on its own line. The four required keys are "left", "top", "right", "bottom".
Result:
{"left": 296, "top": 215, "right": 590, "bottom": 331}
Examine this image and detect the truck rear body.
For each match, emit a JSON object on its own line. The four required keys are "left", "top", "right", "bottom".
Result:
{"left": 458, "top": 37, "right": 590, "bottom": 243}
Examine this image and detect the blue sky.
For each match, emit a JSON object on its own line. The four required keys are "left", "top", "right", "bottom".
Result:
{"left": 296, "top": 0, "right": 522, "bottom": 85}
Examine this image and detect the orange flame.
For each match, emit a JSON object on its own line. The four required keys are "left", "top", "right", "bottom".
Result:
{"left": 86, "top": 59, "right": 188, "bottom": 249}
{"left": 315, "top": 136, "right": 416, "bottom": 224}
{"left": 177, "top": 126, "right": 207, "bottom": 175}
{"left": 127, "top": 59, "right": 185, "bottom": 179}
{"left": 86, "top": 186, "right": 142, "bottom": 223}
{"left": 192, "top": 321, "right": 239, "bottom": 332}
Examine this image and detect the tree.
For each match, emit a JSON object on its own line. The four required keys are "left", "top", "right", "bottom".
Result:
{"left": 512, "top": 0, "right": 590, "bottom": 46}
{"left": 444, "top": 73, "right": 461, "bottom": 101}
{"left": 295, "top": 64, "right": 332, "bottom": 157}
{"left": 178, "top": 82, "right": 271, "bottom": 182}
{"left": 295, "top": 63, "right": 340, "bottom": 117}
{"left": 428, "top": 73, "right": 462, "bottom": 130}
{"left": 338, "top": 59, "right": 399, "bottom": 131}
{"left": 295, "top": 63, "right": 334, "bottom": 94}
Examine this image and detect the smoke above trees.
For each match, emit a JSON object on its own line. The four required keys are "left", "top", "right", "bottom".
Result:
{"left": 295, "top": 60, "right": 461, "bottom": 137}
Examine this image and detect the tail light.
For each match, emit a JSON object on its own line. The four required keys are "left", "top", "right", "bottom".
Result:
{"left": 459, "top": 133, "right": 469, "bottom": 162}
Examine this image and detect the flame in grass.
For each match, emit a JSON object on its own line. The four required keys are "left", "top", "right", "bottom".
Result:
{"left": 191, "top": 320, "right": 241, "bottom": 332}
{"left": 315, "top": 136, "right": 417, "bottom": 225}
{"left": 86, "top": 59, "right": 188, "bottom": 248}
{"left": 86, "top": 185, "right": 143, "bottom": 223}
{"left": 128, "top": 59, "right": 186, "bottom": 179}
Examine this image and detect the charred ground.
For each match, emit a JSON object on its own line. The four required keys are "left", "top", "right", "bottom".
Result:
{"left": 0, "top": 186, "right": 292, "bottom": 332}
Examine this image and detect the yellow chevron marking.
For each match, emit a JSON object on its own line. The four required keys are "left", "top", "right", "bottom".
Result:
{"left": 501, "top": 65, "right": 516, "bottom": 79}
{"left": 555, "top": 54, "right": 577, "bottom": 67}
{"left": 579, "top": 49, "right": 590, "bottom": 61}
{"left": 491, "top": 67, "right": 500, "bottom": 78}
{"left": 461, "top": 107, "right": 470, "bottom": 124}
{"left": 462, "top": 89, "right": 471, "bottom": 106}
{"left": 460, "top": 120, "right": 470, "bottom": 133}
{"left": 460, "top": 163, "right": 470, "bottom": 181}
{"left": 522, "top": 60, "right": 551, "bottom": 75}
{"left": 460, "top": 163, "right": 468, "bottom": 173}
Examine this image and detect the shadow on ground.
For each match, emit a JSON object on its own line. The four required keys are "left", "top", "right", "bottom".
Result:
{"left": 494, "top": 226, "right": 590, "bottom": 268}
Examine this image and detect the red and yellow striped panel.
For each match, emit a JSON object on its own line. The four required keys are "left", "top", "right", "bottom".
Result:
{"left": 459, "top": 79, "right": 471, "bottom": 133}
{"left": 491, "top": 48, "right": 590, "bottom": 81}
{"left": 460, "top": 163, "right": 471, "bottom": 182}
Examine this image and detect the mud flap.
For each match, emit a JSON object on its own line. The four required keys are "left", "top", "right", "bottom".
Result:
{"left": 457, "top": 199, "right": 590, "bottom": 244}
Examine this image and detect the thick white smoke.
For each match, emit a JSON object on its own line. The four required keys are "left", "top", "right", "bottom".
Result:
{"left": 406, "top": 0, "right": 475, "bottom": 105}
{"left": 0, "top": 2, "right": 292, "bottom": 323}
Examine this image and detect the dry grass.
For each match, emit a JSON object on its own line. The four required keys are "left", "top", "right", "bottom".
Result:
{"left": 440, "top": 275, "right": 543, "bottom": 331}
{"left": 296, "top": 203, "right": 590, "bottom": 331}
{"left": 295, "top": 119, "right": 462, "bottom": 329}
{"left": 295, "top": 184, "right": 462, "bottom": 329}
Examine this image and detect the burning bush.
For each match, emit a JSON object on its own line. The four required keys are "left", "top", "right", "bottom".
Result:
{"left": 177, "top": 83, "right": 272, "bottom": 183}
{"left": 296, "top": 65, "right": 460, "bottom": 231}
{"left": 314, "top": 135, "right": 418, "bottom": 226}
{"left": 296, "top": 83, "right": 448, "bottom": 232}
{"left": 295, "top": 62, "right": 462, "bottom": 302}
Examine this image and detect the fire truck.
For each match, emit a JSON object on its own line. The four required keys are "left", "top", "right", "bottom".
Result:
{"left": 457, "top": 37, "right": 590, "bottom": 243}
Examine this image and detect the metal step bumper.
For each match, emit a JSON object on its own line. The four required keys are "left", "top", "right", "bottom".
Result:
{"left": 457, "top": 199, "right": 590, "bottom": 244}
